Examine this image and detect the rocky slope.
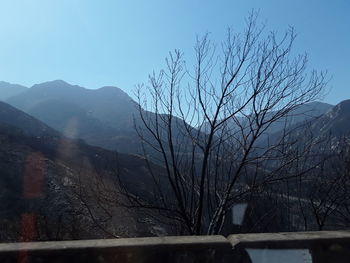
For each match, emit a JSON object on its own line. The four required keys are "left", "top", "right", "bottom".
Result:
{"left": 0, "top": 101, "right": 168, "bottom": 241}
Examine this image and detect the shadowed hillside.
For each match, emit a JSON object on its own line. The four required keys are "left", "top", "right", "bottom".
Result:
{"left": 0, "top": 101, "right": 168, "bottom": 241}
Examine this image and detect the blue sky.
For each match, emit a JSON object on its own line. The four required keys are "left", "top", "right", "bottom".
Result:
{"left": 0, "top": 0, "right": 348, "bottom": 104}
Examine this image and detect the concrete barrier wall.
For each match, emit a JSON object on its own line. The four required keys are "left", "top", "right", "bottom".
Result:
{"left": 0, "top": 231, "right": 349, "bottom": 262}
{"left": 228, "top": 231, "right": 350, "bottom": 263}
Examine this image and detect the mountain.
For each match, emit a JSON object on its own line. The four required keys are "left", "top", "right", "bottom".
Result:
{"left": 0, "top": 81, "right": 27, "bottom": 101}
{"left": 0, "top": 101, "right": 59, "bottom": 137}
{"left": 200, "top": 101, "right": 333, "bottom": 137}
{"left": 307, "top": 99, "right": 350, "bottom": 138}
{"left": 265, "top": 101, "right": 334, "bottom": 135}
{"left": 265, "top": 99, "right": 350, "bottom": 152}
{"left": 5, "top": 80, "right": 195, "bottom": 156}
{"left": 6, "top": 80, "right": 140, "bottom": 153}
{"left": 0, "top": 101, "right": 168, "bottom": 241}
{"left": 7, "top": 80, "right": 137, "bottom": 129}
{"left": 2, "top": 79, "right": 349, "bottom": 236}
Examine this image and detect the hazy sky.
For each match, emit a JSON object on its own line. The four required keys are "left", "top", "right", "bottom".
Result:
{"left": 0, "top": 0, "right": 348, "bottom": 104}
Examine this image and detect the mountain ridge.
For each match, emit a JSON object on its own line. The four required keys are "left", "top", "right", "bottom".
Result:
{"left": 1, "top": 80, "right": 347, "bottom": 156}
{"left": 0, "top": 81, "right": 27, "bottom": 101}
{"left": 5, "top": 80, "right": 140, "bottom": 153}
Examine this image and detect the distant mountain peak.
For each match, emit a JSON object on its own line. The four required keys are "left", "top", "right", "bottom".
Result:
{"left": 47, "top": 79, "right": 69, "bottom": 85}
{"left": 0, "top": 80, "right": 27, "bottom": 87}
{"left": 96, "top": 86, "right": 131, "bottom": 98}
{"left": 306, "top": 101, "right": 334, "bottom": 108}
{"left": 0, "top": 81, "right": 28, "bottom": 100}
{"left": 329, "top": 99, "right": 350, "bottom": 117}
{"left": 0, "top": 81, "right": 16, "bottom": 86}
{"left": 99, "top": 85, "right": 120, "bottom": 90}
{"left": 338, "top": 99, "right": 350, "bottom": 108}
{"left": 31, "top": 80, "right": 84, "bottom": 90}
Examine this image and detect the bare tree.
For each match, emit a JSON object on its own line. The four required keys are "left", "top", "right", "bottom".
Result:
{"left": 124, "top": 12, "right": 327, "bottom": 235}
{"left": 301, "top": 137, "right": 350, "bottom": 230}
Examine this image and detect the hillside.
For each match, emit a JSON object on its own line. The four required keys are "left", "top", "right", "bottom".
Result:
{"left": 1, "top": 82, "right": 350, "bottom": 236}
{"left": 257, "top": 99, "right": 350, "bottom": 162}
{"left": 0, "top": 81, "right": 27, "bottom": 101}
{"left": 0, "top": 101, "right": 59, "bottom": 138}
{"left": 5, "top": 80, "right": 196, "bottom": 156}
{"left": 0, "top": 101, "right": 168, "bottom": 241}
{"left": 6, "top": 80, "right": 137, "bottom": 130}
{"left": 5, "top": 80, "right": 143, "bottom": 153}
{"left": 310, "top": 99, "right": 350, "bottom": 138}
{"left": 200, "top": 101, "right": 333, "bottom": 136}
